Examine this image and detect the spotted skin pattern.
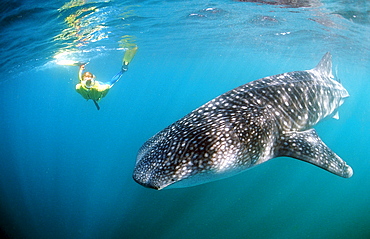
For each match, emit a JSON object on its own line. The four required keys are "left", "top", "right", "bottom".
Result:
{"left": 133, "top": 53, "right": 353, "bottom": 190}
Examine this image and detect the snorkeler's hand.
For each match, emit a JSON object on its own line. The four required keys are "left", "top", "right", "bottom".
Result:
{"left": 80, "top": 62, "right": 89, "bottom": 70}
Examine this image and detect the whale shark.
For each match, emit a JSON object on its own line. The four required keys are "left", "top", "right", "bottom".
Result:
{"left": 133, "top": 52, "right": 353, "bottom": 190}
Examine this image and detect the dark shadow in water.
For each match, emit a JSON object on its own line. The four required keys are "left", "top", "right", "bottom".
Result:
{"left": 235, "top": 0, "right": 321, "bottom": 8}
{"left": 0, "top": 226, "right": 11, "bottom": 239}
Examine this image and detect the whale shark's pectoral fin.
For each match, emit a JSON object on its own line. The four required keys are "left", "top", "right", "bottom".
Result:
{"left": 276, "top": 129, "right": 353, "bottom": 178}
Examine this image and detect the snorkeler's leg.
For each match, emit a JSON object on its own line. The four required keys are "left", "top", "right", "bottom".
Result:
{"left": 108, "top": 70, "right": 125, "bottom": 86}
{"left": 108, "top": 46, "right": 137, "bottom": 86}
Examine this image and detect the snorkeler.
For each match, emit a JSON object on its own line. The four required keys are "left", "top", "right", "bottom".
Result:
{"left": 75, "top": 46, "right": 138, "bottom": 110}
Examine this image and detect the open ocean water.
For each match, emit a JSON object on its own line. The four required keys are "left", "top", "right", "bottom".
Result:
{"left": 0, "top": 0, "right": 369, "bottom": 238}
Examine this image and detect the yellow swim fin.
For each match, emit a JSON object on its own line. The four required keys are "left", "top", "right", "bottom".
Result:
{"left": 123, "top": 46, "right": 138, "bottom": 66}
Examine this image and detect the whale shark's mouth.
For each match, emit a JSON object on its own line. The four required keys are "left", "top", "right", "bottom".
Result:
{"left": 132, "top": 164, "right": 176, "bottom": 190}
{"left": 132, "top": 176, "right": 161, "bottom": 190}
{"left": 133, "top": 175, "right": 175, "bottom": 190}
{"left": 132, "top": 167, "right": 158, "bottom": 189}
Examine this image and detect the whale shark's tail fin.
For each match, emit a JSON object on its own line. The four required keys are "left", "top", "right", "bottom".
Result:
{"left": 275, "top": 129, "right": 353, "bottom": 178}
{"left": 313, "top": 52, "right": 333, "bottom": 78}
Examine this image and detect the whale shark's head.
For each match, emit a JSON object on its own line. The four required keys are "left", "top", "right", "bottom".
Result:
{"left": 132, "top": 123, "right": 224, "bottom": 190}
{"left": 132, "top": 156, "right": 177, "bottom": 190}
{"left": 132, "top": 115, "right": 250, "bottom": 190}
{"left": 132, "top": 128, "right": 207, "bottom": 190}
{"left": 132, "top": 155, "right": 200, "bottom": 190}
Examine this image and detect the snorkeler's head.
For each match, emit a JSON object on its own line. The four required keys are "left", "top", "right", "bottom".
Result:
{"left": 82, "top": 72, "right": 94, "bottom": 79}
{"left": 82, "top": 72, "right": 95, "bottom": 88}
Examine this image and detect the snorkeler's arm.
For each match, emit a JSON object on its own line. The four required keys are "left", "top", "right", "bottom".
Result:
{"left": 78, "top": 63, "right": 89, "bottom": 82}
{"left": 79, "top": 65, "right": 84, "bottom": 82}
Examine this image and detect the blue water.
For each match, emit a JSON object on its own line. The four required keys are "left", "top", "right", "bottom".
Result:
{"left": 1, "top": 0, "right": 369, "bottom": 238}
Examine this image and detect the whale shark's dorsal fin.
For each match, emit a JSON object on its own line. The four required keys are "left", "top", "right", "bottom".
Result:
{"left": 276, "top": 129, "right": 353, "bottom": 178}
{"left": 313, "top": 52, "right": 333, "bottom": 78}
